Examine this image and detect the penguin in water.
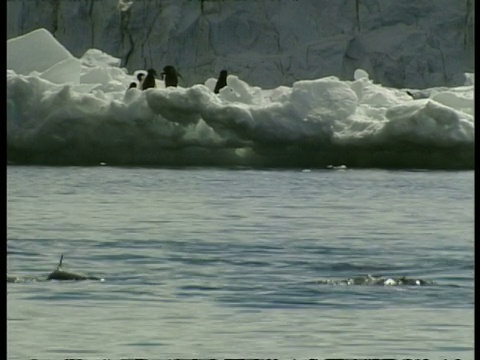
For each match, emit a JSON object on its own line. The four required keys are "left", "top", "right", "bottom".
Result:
{"left": 141, "top": 68, "right": 158, "bottom": 90}
{"left": 214, "top": 69, "right": 228, "bottom": 94}
{"left": 127, "top": 82, "right": 137, "bottom": 90}
{"left": 406, "top": 90, "right": 429, "bottom": 99}
{"left": 161, "top": 65, "right": 181, "bottom": 87}
{"left": 47, "top": 254, "right": 102, "bottom": 281}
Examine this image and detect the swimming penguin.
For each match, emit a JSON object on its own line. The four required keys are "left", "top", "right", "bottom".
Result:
{"left": 214, "top": 69, "right": 228, "bottom": 94}
{"left": 406, "top": 90, "right": 430, "bottom": 99}
{"left": 141, "top": 68, "right": 157, "bottom": 90}
{"left": 7, "top": 275, "right": 19, "bottom": 283}
{"left": 314, "top": 274, "right": 433, "bottom": 286}
{"left": 47, "top": 254, "right": 101, "bottom": 281}
{"left": 161, "top": 65, "right": 181, "bottom": 87}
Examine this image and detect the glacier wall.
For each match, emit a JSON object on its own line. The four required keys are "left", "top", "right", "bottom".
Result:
{"left": 7, "top": 0, "right": 474, "bottom": 89}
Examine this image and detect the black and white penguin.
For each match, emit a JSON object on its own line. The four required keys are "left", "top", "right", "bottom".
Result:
{"left": 214, "top": 69, "right": 228, "bottom": 94}
{"left": 136, "top": 72, "right": 146, "bottom": 89}
{"left": 141, "top": 69, "right": 157, "bottom": 90}
{"left": 161, "top": 65, "right": 181, "bottom": 87}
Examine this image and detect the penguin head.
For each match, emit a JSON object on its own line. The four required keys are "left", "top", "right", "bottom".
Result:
{"left": 161, "top": 65, "right": 180, "bottom": 87}
{"left": 147, "top": 68, "right": 157, "bottom": 77}
{"left": 161, "top": 65, "right": 181, "bottom": 78}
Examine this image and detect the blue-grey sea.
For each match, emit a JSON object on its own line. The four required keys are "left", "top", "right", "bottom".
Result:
{"left": 7, "top": 166, "right": 474, "bottom": 359}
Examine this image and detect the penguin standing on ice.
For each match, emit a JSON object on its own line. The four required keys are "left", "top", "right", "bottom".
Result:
{"left": 141, "top": 68, "right": 158, "bottom": 90}
{"left": 214, "top": 69, "right": 228, "bottom": 94}
{"left": 161, "top": 65, "right": 181, "bottom": 87}
{"left": 136, "top": 72, "right": 146, "bottom": 89}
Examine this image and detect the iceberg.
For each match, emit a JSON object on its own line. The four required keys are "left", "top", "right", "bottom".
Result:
{"left": 7, "top": 29, "right": 474, "bottom": 169}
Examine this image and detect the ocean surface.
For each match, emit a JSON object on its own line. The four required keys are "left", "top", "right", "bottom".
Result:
{"left": 7, "top": 165, "right": 474, "bottom": 359}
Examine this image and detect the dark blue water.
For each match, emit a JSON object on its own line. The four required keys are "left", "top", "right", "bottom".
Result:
{"left": 7, "top": 166, "right": 474, "bottom": 359}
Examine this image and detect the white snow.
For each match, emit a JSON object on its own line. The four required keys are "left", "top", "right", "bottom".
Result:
{"left": 80, "top": 49, "right": 122, "bottom": 68}
{"left": 6, "top": 28, "right": 474, "bottom": 169}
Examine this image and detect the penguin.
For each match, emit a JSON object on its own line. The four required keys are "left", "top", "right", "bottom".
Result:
{"left": 141, "top": 68, "right": 157, "bottom": 90}
{"left": 47, "top": 254, "right": 102, "bottom": 281}
{"left": 161, "top": 65, "right": 181, "bottom": 87}
{"left": 137, "top": 72, "right": 146, "bottom": 89}
{"left": 406, "top": 90, "right": 430, "bottom": 99}
{"left": 214, "top": 69, "right": 228, "bottom": 94}
{"left": 127, "top": 82, "right": 137, "bottom": 90}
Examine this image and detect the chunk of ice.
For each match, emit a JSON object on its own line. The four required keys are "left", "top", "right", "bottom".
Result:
{"left": 7, "top": 28, "right": 74, "bottom": 75}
